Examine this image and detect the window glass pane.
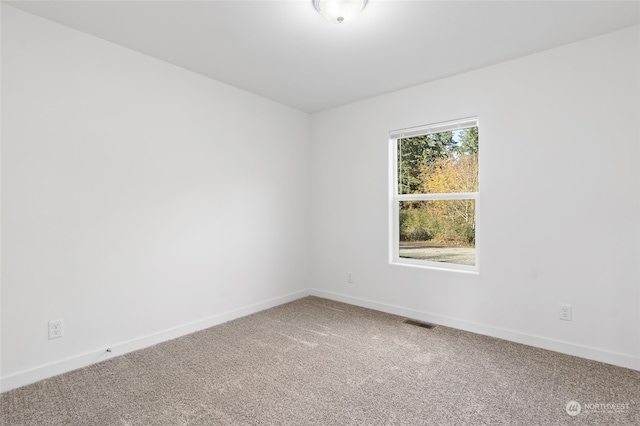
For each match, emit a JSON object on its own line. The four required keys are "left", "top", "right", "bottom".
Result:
{"left": 399, "top": 200, "right": 476, "bottom": 266}
{"left": 397, "top": 127, "right": 478, "bottom": 195}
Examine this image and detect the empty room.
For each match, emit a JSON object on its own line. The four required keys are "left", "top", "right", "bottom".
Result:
{"left": 1, "top": 0, "right": 639, "bottom": 424}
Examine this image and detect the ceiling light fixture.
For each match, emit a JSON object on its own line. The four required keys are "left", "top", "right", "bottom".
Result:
{"left": 313, "top": 0, "right": 368, "bottom": 25}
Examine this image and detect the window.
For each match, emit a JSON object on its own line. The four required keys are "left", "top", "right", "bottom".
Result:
{"left": 390, "top": 117, "right": 479, "bottom": 271}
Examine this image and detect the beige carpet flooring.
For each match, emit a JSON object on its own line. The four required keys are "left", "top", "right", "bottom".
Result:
{"left": 1, "top": 296, "right": 639, "bottom": 425}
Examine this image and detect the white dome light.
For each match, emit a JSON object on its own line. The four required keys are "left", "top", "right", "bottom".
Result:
{"left": 313, "top": 0, "right": 369, "bottom": 25}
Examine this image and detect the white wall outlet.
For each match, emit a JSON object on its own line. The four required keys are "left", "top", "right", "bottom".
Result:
{"left": 559, "top": 304, "right": 572, "bottom": 321}
{"left": 48, "top": 319, "right": 64, "bottom": 339}
{"left": 347, "top": 272, "right": 353, "bottom": 283}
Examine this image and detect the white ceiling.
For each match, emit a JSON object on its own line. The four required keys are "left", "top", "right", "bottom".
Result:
{"left": 5, "top": 0, "right": 640, "bottom": 113}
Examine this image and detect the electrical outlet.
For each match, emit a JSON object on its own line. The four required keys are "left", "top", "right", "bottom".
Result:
{"left": 559, "top": 304, "right": 572, "bottom": 321}
{"left": 48, "top": 319, "right": 64, "bottom": 339}
{"left": 347, "top": 272, "right": 353, "bottom": 283}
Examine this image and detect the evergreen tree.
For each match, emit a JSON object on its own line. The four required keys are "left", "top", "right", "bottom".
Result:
{"left": 397, "top": 131, "right": 455, "bottom": 194}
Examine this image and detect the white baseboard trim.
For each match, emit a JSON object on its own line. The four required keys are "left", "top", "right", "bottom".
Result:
{"left": 309, "top": 289, "right": 640, "bottom": 371}
{"left": 0, "top": 289, "right": 311, "bottom": 393}
{"left": 3, "top": 288, "right": 637, "bottom": 393}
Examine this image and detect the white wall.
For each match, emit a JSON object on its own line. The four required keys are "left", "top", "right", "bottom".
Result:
{"left": 310, "top": 25, "right": 640, "bottom": 369}
{"left": 1, "top": 5, "right": 310, "bottom": 390}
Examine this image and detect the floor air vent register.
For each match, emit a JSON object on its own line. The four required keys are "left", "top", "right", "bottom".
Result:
{"left": 403, "top": 319, "right": 436, "bottom": 329}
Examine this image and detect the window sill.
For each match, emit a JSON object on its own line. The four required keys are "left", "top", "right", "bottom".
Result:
{"left": 390, "top": 258, "right": 479, "bottom": 274}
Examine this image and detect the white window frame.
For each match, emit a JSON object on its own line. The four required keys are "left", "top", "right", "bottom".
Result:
{"left": 389, "top": 116, "right": 479, "bottom": 273}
